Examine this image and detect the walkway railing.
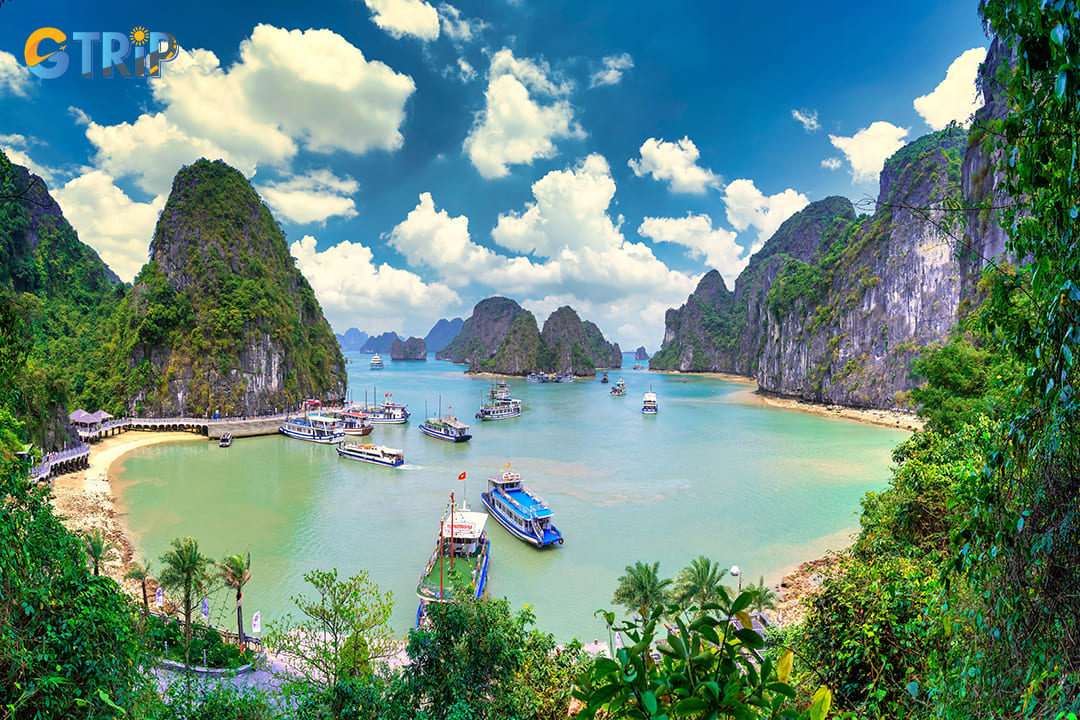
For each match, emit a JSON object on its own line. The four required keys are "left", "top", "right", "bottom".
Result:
{"left": 29, "top": 444, "right": 91, "bottom": 480}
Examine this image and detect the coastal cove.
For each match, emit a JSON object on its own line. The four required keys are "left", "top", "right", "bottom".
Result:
{"left": 111, "top": 355, "right": 908, "bottom": 641}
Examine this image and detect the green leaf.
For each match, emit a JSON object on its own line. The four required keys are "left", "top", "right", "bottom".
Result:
{"left": 642, "top": 690, "right": 657, "bottom": 715}
{"left": 672, "top": 697, "right": 710, "bottom": 715}
{"left": 735, "top": 610, "right": 752, "bottom": 629}
{"left": 732, "top": 628, "right": 764, "bottom": 649}
{"left": 906, "top": 680, "right": 920, "bottom": 699}
{"left": 809, "top": 686, "right": 832, "bottom": 720}
{"left": 1057, "top": 70, "right": 1068, "bottom": 100}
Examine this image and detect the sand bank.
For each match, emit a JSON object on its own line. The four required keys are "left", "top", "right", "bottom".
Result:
{"left": 49, "top": 431, "right": 205, "bottom": 598}
{"left": 726, "top": 387, "right": 923, "bottom": 432}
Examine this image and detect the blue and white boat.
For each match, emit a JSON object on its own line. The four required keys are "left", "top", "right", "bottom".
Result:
{"left": 476, "top": 379, "right": 522, "bottom": 421}
{"left": 279, "top": 413, "right": 345, "bottom": 443}
{"left": 370, "top": 354, "right": 384, "bottom": 370}
{"left": 347, "top": 396, "right": 409, "bottom": 424}
{"left": 610, "top": 377, "right": 626, "bottom": 396}
{"left": 480, "top": 465, "right": 563, "bottom": 548}
{"left": 642, "top": 389, "right": 658, "bottom": 414}
{"left": 416, "top": 493, "right": 490, "bottom": 626}
{"left": 420, "top": 415, "right": 472, "bottom": 442}
{"left": 337, "top": 442, "right": 404, "bottom": 467}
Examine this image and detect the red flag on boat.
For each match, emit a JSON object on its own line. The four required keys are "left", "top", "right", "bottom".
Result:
{"left": 385, "top": 393, "right": 389, "bottom": 397}
{"left": 458, "top": 471, "right": 466, "bottom": 480}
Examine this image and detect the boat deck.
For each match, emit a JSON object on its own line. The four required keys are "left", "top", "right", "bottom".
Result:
{"left": 501, "top": 486, "right": 553, "bottom": 519}
{"left": 418, "top": 551, "right": 485, "bottom": 600}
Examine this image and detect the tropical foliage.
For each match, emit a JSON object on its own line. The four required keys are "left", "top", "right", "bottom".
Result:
{"left": 158, "top": 536, "right": 216, "bottom": 660}
{"left": 612, "top": 561, "right": 673, "bottom": 619}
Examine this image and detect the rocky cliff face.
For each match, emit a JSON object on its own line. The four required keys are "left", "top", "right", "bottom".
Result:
{"left": 360, "top": 332, "right": 399, "bottom": 354}
{"left": 635, "top": 346, "right": 649, "bottom": 361}
{"left": 652, "top": 122, "right": 1005, "bottom": 409}
{"left": 583, "top": 321, "right": 622, "bottom": 368}
{"left": 437, "top": 297, "right": 526, "bottom": 365}
{"left": 118, "top": 159, "right": 345, "bottom": 416}
{"left": 424, "top": 317, "right": 464, "bottom": 353}
{"left": 391, "top": 336, "right": 427, "bottom": 361}
{"left": 336, "top": 328, "right": 369, "bottom": 352}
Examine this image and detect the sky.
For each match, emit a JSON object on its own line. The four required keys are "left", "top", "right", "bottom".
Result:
{"left": 0, "top": 1, "right": 989, "bottom": 351}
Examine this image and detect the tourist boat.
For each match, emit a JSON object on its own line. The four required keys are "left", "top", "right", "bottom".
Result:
{"left": 218, "top": 432, "right": 232, "bottom": 448}
{"left": 601, "top": 371, "right": 609, "bottom": 384}
{"left": 476, "top": 379, "right": 522, "bottom": 421}
{"left": 642, "top": 389, "right": 658, "bottom": 414}
{"left": 610, "top": 377, "right": 626, "bottom": 396}
{"left": 279, "top": 413, "right": 345, "bottom": 443}
{"left": 336, "top": 442, "right": 404, "bottom": 467}
{"left": 526, "top": 372, "right": 543, "bottom": 383}
{"left": 421, "top": 415, "right": 472, "bottom": 442}
{"left": 416, "top": 492, "right": 490, "bottom": 626}
{"left": 556, "top": 373, "right": 575, "bottom": 383}
{"left": 370, "top": 354, "right": 384, "bottom": 370}
{"left": 481, "top": 465, "right": 563, "bottom": 548}
{"left": 329, "top": 409, "right": 373, "bottom": 436}
{"left": 633, "top": 363, "right": 643, "bottom": 370}
{"left": 348, "top": 393, "right": 409, "bottom": 424}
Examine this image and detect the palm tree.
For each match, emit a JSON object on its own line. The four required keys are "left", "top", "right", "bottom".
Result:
{"left": 219, "top": 551, "right": 252, "bottom": 643}
{"left": 746, "top": 576, "right": 779, "bottom": 614}
{"left": 158, "top": 536, "right": 215, "bottom": 660}
{"left": 125, "top": 557, "right": 153, "bottom": 615}
{"left": 673, "top": 555, "right": 731, "bottom": 614}
{"left": 612, "top": 561, "right": 672, "bottom": 619}
{"left": 82, "top": 528, "right": 117, "bottom": 576}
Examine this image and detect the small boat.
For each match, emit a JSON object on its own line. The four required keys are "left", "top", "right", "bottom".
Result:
{"left": 370, "top": 354, "right": 384, "bottom": 370}
{"left": 416, "top": 492, "right": 490, "bottom": 626}
{"left": 633, "top": 363, "right": 643, "bottom": 370}
{"left": 337, "top": 442, "right": 404, "bottom": 467}
{"left": 642, "top": 389, "right": 658, "bottom": 414}
{"left": 556, "top": 373, "right": 575, "bottom": 383}
{"left": 421, "top": 415, "right": 472, "bottom": 442}
{"left": 218, "top": 432, "right": 232, "bottom": 448}
{"left": 610, "top": 377, "right": 626, "bottom": 396}
{"left": 279, "top": 414, "right": 345, "bottom": 443}
{"left": 476, "top": 379, "right": 522, "bottom": 421}
{"left": 526, "top": 372, "right": 543, "bottom": 383}
{"left": 348, "top": 394, "right": 409, "bottom": 424}
{"left": 481, "top": 465, "right": 563, "bottom": 548}
{"left": 601, "top": 371, "right": 609, "bottom": 384}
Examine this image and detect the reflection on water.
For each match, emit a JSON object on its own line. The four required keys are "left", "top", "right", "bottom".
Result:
{"left": 115, "top": 355, "right": 907, "bottom": 641}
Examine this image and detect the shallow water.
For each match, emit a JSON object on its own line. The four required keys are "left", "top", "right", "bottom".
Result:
{"left": 113, "top": 355, "right": 907, "bottom": 642}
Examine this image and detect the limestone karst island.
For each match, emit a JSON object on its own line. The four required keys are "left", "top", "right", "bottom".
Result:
{"left": 2, "top": 4, "right": 1077, "bottom": 719}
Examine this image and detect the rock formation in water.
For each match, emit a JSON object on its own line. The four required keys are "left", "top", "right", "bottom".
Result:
{"left": 438, "top": 297, "right": 620, "bottom": 376}
{"left": 424, "top": 317, "right": 464, "bottom": 353}
{"left": 360, "top": 331, "right": 400, "bottom": 354}
{"left": 635, "top": 346, "right": 649, "bottom": 361}
{"left": 391, "top": 336, "right": 427, "bottom": 361}
{"left": 115, "top": 158, "right": 345, "bottom": 416}
{"left": 335, "top": 328, "right": 369, "bottom": 352}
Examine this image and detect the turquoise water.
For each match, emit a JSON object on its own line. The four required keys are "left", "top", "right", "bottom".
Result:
{"left": 113, "top": 355, "right": 907, "bottom": 642}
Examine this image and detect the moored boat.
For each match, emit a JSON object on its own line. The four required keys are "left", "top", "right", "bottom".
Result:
{"left": 218, "top": 432, "right": 232, "bottom": 448}
{"left": 416, "top": 492, "right": 490, "bottom": 626}
{"left": 642, "top": 389, "right": 658, "bottom": 414}
{"left": 336, "top": 442, "right": 404, "bottom": 467}
{"left": 326, "top": 409, "right": 373, "bottom": 435}
{"left": 348, "top": 394, "right": 409, "bottom": 424}
{"left": 481, "top": 465, "right": 563, "bottom": 548}
{"left": 370, "top": 354, "right": 384, "bottom": 369}
{"left": 601, "top": 371, "right": 609, "bottom": 383}
{"left": 556, "top": 373, "right": 575, "bottom": 383}
{"left": 633, "top": 363, "right": 643, "bottom": 370}
{"left": 610, "top": 377, "right": 626, "bottom": 396}
{"left": 476, "top": 379, "right": 522, "bottom": 421}
{"left": 279, "top": 414, "right": 345, "bottom": 443}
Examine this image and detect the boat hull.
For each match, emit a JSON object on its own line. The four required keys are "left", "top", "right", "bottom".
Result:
{"left": 481, "top": 491, "right": 563, "bottom": 547}
{"left": 420, "top": 424, "right": 472, "bottom": 442}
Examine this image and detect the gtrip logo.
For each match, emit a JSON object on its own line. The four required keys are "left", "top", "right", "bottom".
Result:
{"left": 24, "top": 27, "right": 178, "bottom": 79}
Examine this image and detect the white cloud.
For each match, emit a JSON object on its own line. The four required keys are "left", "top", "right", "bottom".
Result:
{"left": 387, "top": 192, "right": 501, "bottom": 284}
{"left": 638, "top": 213, "right": 748, "bottom": 283}
{"left": 628, "top": 136, "right": 720, "bottom": 194}
{"left": 791, "top": 108, "right": 820, "bottom": 132}
{"left": 722, "top": 179, "right": 810, "bottom": 249}
{"left": 455, "top": 58, "right": 477, "bottom": 82}
{"left": 290, "top": 234, "right": 461, "bottom": 334}
{"left": 463, "top": 48, "right": 583, "bottom": 179}
{"left": 829, "top": 122, "right": 909, "bottom": 183}
{"left": 821, "top": 157, "right": 841, "bottom": 170}
{"left": 364, "top": 0, "right": 441, "bottom": 41}
{"left": 913, "top": 47, "right": 987, "bottom": 130}
{"left": 590, "top": 53, "right": 634, "bottom": 88}
{"left": 256, "top": 169, "right": 359, "bottom": 225}
{"left": 52, "top": 171, "right": 165, "bottom": 281}
{"left": 80, "top": 25, "right": 415, "bottom": 195}
{"left": 0, "top": 50, "right": 30, "bottom": 98}
{"left": 0, "top": 134, "right": 58, "bottom": 186}
{"left": 439, "top": 4, "right": 486, "bottom": 42}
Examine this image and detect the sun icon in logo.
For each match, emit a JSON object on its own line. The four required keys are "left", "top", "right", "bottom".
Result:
{"left": 130, "top": 27, "right": 149, "bottom": 46}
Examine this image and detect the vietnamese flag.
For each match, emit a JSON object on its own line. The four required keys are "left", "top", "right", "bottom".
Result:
{"left": 458, "top": 471, "right": 466, "bottom": 480}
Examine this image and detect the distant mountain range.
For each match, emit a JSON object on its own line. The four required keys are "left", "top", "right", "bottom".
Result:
{"left": 335, "top": 317, "right": 464, "bottom": 355}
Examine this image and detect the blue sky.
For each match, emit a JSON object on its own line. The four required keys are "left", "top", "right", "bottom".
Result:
{"left": 0, "top": 1, "right": 988, "bottom": 350}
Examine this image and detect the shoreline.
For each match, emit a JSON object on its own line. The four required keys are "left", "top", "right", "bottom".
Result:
{"left": 48, "top": 430, "right": 205, "bottom": 601}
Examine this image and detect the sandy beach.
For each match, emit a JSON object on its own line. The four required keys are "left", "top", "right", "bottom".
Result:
{"left": 49, "top": 430, "right": 205, "bottom": 599}
{"left": 726, "top": 386, "right": 924, "bottom": 432}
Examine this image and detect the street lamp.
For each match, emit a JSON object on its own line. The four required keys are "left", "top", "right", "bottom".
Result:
{"left": 730, "top": 565, "right": 742, "bottom": 593}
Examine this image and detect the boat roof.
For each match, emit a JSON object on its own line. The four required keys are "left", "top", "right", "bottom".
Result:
{"left": 441, "top": 509, "right": 488, "bottom": 539}
{"left": 643, "top": 392, "right": 657, "bottom": 401}
{"left": 307, "top": 413, "right": 336, "bottom": 422}
{"left": 489, "top": 470, "right": 522, "bottom": 484}
{"left": 434, "top": 417, "right": 469, "bottom": 430}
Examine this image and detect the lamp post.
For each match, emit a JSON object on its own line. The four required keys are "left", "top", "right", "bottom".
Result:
{"left": 730, "top": 565, "right": 742, "bottom": 594}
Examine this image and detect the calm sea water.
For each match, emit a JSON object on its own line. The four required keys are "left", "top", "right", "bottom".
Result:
{"left": 113, "top": 354, "right": 907, "bottom": 642}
